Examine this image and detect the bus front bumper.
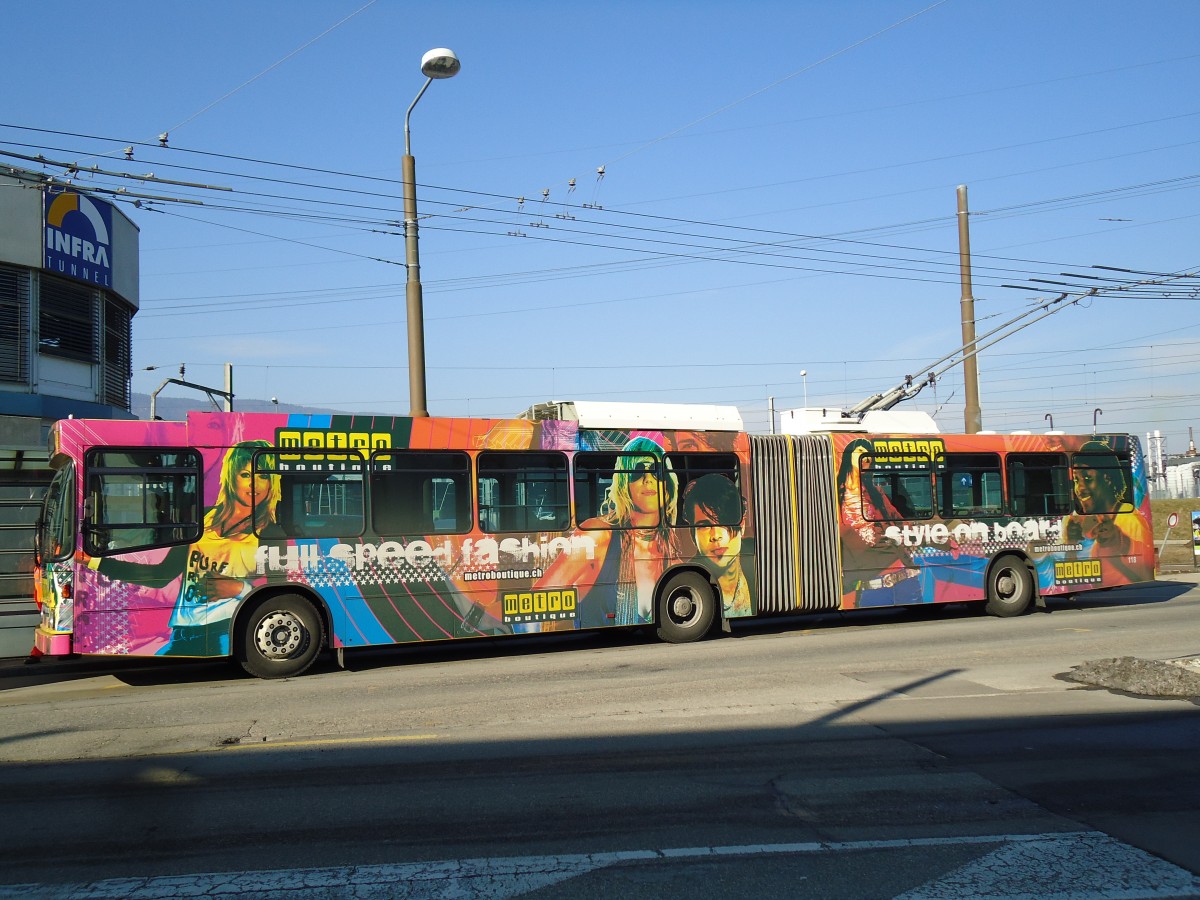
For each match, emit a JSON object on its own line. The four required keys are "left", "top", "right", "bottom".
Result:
{"left": 34, "top": 627, "right": 72, "bottom": 656}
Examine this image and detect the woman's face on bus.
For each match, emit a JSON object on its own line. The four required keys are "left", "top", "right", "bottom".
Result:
{"left": 627, "top": 457, "right": 661, "bottom": 514}
{"left": 234, "top": 464, "right": 272, "bottom": 510}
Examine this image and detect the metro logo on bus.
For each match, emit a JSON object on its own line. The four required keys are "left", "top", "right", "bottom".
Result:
{"left": 1054, "top": 559, "right": 1103, "bottom": 585}
{"left": 503, "top": 589, "right": 577, "bottom": 624}
{"left": 869, "top": 438, "right": 945, "bottom": 470}
{"left": 44, "top": 188, "right": 113, "bottom": 287}
{"left": 275, "top": 428, "right": 392, "bottom": 460}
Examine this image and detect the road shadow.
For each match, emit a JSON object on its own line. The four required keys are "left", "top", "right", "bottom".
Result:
{"left": 0, "top": 680, "right": 1197, "bottom": 885}
{"left": 0, "top": 628, "right": 651, "bottom": 689}
{"left": 0, "top": 655, "right": 235, "bottom": 691}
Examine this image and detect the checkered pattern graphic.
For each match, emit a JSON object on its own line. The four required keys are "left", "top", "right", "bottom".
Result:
{"left": 907, "top": 535, "right": 1044, "bottom": 559}
{"left": 288, "top": 556, "right": 443, "bottom": 590}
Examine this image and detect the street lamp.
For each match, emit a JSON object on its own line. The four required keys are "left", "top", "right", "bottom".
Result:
{"left": 800, "top": 370, "right": 808, "bottom": 407}
{"left": 403, "top": 47, "right": 461, "bottom": 417}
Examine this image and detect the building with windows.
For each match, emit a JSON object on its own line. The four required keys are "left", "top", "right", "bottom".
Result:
{"left": 0, "top": 166, "right": 139, "bottom": 656}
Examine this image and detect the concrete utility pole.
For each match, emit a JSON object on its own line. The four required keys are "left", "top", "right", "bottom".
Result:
{"left": 957, "top": 185, "right": 982, "bottom": 434}
{"left": 402, "top": 48, "right": 461, "bottom": 419}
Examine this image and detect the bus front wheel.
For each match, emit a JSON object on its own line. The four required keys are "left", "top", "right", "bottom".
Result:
{"left": 656, "top": 571, "right": 716, "bottom": 643}
{"left": 985, "top": 556, "right": 1034, "bottom": 617}
{"left": 236, "top": 594, "right": 324, "bottom": 679}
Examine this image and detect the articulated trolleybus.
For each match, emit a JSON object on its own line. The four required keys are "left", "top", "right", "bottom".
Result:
{"left": 34, "top": 402, "right": 1155, "bottom": 678}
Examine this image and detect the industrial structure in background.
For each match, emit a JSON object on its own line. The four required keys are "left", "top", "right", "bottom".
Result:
{"left": 0, "top": 166, "right": 140, "bottom": 655}
{"left": 1147, "top": 428, "right": 1200, "bottom": 500}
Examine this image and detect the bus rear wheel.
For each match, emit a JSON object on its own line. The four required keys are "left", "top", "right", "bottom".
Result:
{"left": 236, "top": 594, "right": 324, "bottom": 679}
{"left": 985, "top": 555, "right": 1034, "bottom": 617}
{"left": 656, "top": 571, "right": 716, "bottom": 643}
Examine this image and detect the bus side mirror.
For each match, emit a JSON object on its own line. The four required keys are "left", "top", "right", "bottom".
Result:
{"left": 82, "top": 523, "right": 110, "bottom": 553}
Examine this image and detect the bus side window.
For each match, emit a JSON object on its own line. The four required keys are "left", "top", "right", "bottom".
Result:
{"left": 260, "top": 451, "right": 366, "bottom": 539}
{"left": 666, "top": 452, "right": 741, "bottom": 528}
{"left": 477, "top": 451, "right": 569, "bottom": 533}
{"left": 868, "top": 475, "right": 905, "bottom": 520}
{"left": 38, "top": 462, "right": 77, "bottom": 563}
{"left": 895, "top": 472, "right": 932, "bottom": 519}
{"left": 572, "top": 453, "right": 616, "bottom": 526}
{"left": 936, "top": 452, "right": 1003, "bottom": 518}
{"left": 371, "top": 451, "right": 471, "bottom": 535}
{"left": 83, "top": 448, "right": 202, "bottom": 554}
{"left": 1068, "top": 450, "right": 1133, "bottom": 515}
{"left": 888, "top": 479, "right": 915, "bottom": 518}
{"left": 1006, "top": 453, "right": 1070, "bottom": 516}
{"left": 862, "top": 465, "right": 932, "bottom": 522}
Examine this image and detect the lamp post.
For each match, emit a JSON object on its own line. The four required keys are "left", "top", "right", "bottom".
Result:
{"left": 403, "top": 47, "right": 461, "bottom": 418}
{"left": 800, "top": 370, "right": 808, "bottom": 407}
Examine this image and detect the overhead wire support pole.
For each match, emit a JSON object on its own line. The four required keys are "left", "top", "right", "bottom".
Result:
{"left": 957, "top": 185, "right": 982, "bottom": 434}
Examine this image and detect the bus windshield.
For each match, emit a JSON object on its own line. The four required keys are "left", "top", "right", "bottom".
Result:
{"left": 36, "top": 462, "right": 75, "bottom": 565}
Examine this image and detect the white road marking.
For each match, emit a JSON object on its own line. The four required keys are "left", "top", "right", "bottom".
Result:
{"left": 896, "top": 831, "right": 1200, "bottom": 899}
{"left": 1, "top": 831, "right": 1195, "bottom": 899}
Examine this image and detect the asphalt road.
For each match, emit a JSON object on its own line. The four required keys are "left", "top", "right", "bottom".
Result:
{"left": 0, "top": 575, "right": 1198, "bottom": 898}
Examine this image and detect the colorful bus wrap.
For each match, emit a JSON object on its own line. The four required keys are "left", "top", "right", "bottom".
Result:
{"left": 33, "top": 412, "right": 1153, "bottom": 678}
{"left": 35, "top": 412, "right": 754, "bottom": 676}
{"left": 831, "top": 431, "right": 1152, "bottom": 612}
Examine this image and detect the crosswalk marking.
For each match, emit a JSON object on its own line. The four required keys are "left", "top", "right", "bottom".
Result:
{"left": 1, "top": 831, "right": 1195, "bottom": 899}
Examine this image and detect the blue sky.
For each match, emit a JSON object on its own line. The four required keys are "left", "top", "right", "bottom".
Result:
{"left": 6, "top": 1, "right": 1199, "bottom": 450}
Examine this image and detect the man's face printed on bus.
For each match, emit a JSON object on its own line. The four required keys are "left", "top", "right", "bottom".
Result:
{"left": 691, "top": 508, "right": 742, "bottom": 574}
{"left": 1073, "top": 466, "right": 1117, "bottom": 513}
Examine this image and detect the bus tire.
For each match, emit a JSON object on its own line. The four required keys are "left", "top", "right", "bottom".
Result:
{"left": 236, "top": 593, "right": 324, "bottom": 679}
{"left": 985, "top": 555, "right": 1034, "bottom": 617}
{"left": 655, "top": 571, "right": 716, "bottom": 643}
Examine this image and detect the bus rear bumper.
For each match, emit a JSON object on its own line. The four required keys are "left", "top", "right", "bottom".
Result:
{"left": 34, "top": 628, "right": 73, "bottom": 656}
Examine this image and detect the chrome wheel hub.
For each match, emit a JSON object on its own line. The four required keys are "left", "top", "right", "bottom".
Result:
{"left": 254, "top": 611, "right": 304, "bottom": 659}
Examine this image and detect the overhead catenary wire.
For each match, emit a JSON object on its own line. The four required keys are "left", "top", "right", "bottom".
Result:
{"left": 4, "top": 123, "right": 1195, "bottom": 319}
{"left": 7, "top": 138, "right": 1190, "bottom": 384}
{"left": 6, "top": 124, "right": 1198, "bottom": 285}
{"left": 127, "top": 185, "right": 1200, "bottom": 300}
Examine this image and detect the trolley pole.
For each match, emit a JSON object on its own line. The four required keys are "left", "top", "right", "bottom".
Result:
{"left": 957, "top": 185, "right": 982, "bottom": 434}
